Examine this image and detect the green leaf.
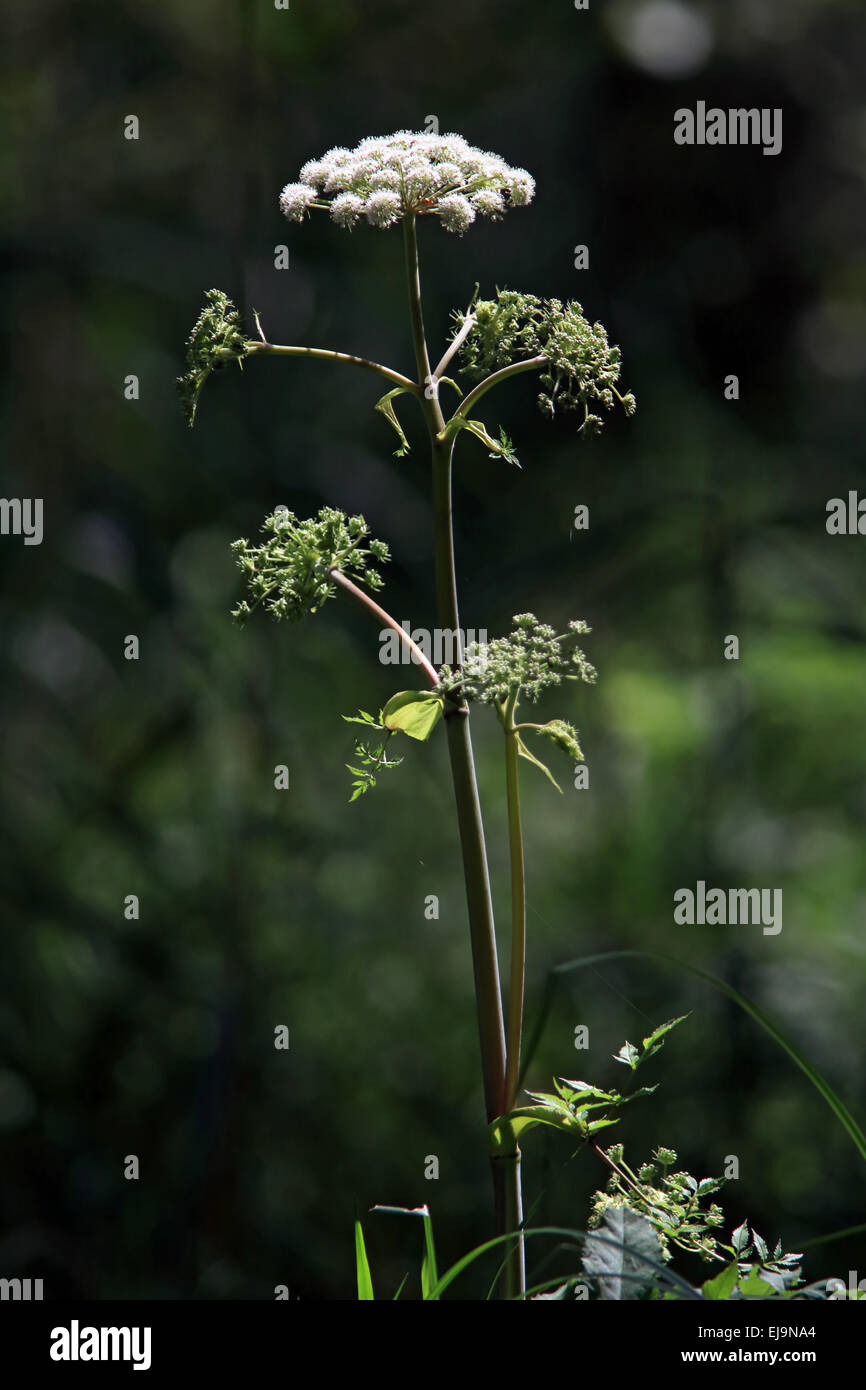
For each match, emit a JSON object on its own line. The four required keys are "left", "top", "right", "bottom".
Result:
{"left": 702, "top": 1261, "right": 740, "bottom": 1301}
{"left": 392, "top": 1273, "right": 408, "bottom": 1300}
{"left": 556, "top": 1080, "right": 616, "bottom": 1102}
{"left": 354, "top": 1219, "right": 374, "bottom": 1300}
{"left": 582, "top": 1208, "right": 665, "bottom": 1300}
{"left": 342, "top": 708, "right": 382, "bottom": 727}
{"left": 420, "top": 1208, "right": 439, "bottom": 1302}
{"left": 382, "top": 690, "right": 444, "bottom": 741}
{"left": 488, "top": 1106, "right": 585, "bottom": 1155}
{"left": 587, "top": 1117, "right": 620, "bottom": 1135}
{"left": 525, "top": 949, "right": 866, "bottom": 1169}
{"left": 422, "top": 1224, "right": 699, "bottom": 1302}
{"left": 752, "top": 1230, "right": 769, "bottom": 1262}
{"left": 374, "top": 388, "right": 412, "bottom": 457}
{"left": 732, "top": 1220, "right": 750, "bottom": 1254}
{"left": 457, "top": 417, "right": 520, "bottom": 466}
{"left": 641, "top": 1015, "right": 690, "bottom": 1059}
{"left": 515, "top": 733, "right": 562, "bottom": 792}
{"left": 738, "top": 1266, "right": 776, "bottom": 1300}
{"left": 613, "top": 1041, "right": 639, "bottom": 1069}
{"left": 620, "top": 1085, "right": 658, "bottom": 1103}
{"left": 370, "top": 1204, "right": 439, "bottom": 1301}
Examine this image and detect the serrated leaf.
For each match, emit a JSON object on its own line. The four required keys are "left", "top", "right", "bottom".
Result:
{"left": 556, "top": 1079, "right": 616, "bottom": 1099}
{"left": 641, "top": 1015, "right": 690, "bottom": 1057}
{"left": 342, "top": 709, "right": 381, "bottom": 727}
{"left": 752, "top": 1231, "right": 769, "bottom": 1262}
{"left": 458, "top": 417, "right": 520, "bottom": 465}
{"left": 374, "top": 387, "right": 412, "bottom": 457}
{"left": 382, "top": 690, "right": 444, "bottom": 741}
{"left": 524, "top": 1091, "right": 574, "bottom": 1115}
{"left": 732, "top": 1220, "right": 750, "bottom": 1253}
{"left": 613, "top": 1041, "right": 639, "bottom": 1069}
{"left": 582, "top": 1208, "right": 664, "bottom": 1301}
{"left": 587, "top": 1117, "right": 620, "bottom": 1134}
{"left": 620, "top": 1085, "right": 658, "bottom": 1103}
{"left": 515, "top": 732, "right": 562, "bottom": 792}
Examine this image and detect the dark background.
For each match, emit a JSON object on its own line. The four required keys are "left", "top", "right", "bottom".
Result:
{"left": 1, "top": 0, "right": 864, "bottom": 1299}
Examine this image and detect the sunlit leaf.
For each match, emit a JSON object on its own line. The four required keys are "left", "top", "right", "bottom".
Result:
{"left": 382, "top": 690, "right": 444, "bottom": 741}
{"left": 354, "top": 1219, "right": 374, "bottom": 1300}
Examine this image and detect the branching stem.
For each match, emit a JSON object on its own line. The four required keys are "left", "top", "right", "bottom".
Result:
{"left": 444, "top": 355, "right": 546, "bottom": 435}
{"left": 244, "top": 340, "right": 419, "bottom": 394}
{"left": 328, "top": 567, "right": 439, "bottom": 687}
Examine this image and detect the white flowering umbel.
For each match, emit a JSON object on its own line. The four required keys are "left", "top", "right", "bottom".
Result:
{"left": 279, "top": 131, "right": 535, "bottom": 234}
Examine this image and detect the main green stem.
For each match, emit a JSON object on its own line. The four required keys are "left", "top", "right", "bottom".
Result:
{"left": 403, "top": 214, "right": 525, "bottom": 1298}
{"left": 503, "top": 694, "right": 526, "bottom": 1111}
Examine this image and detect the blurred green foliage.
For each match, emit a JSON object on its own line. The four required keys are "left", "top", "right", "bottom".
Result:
{"left": 1, "top": 0, "right": 864, "bottom": 1298}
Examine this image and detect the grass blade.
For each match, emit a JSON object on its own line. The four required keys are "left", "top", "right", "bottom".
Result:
{"left": 371, "top": 1203, "right": 439, "bottom": 1300}
{"left": 354, "top": 1218, "right": 375, "bottom": 1301}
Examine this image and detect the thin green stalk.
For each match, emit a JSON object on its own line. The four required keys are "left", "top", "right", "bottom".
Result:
{"left": 403, "top": 214, "right": 524, "bottom": 1297}
{"left": 500, "top": 691, "right": 527, "bottom": 1298}
{"left": 244, "top": 339, "right": 418, "bottom": 393}
{"left": 446, "top": 354, "right": 546, "bottom": 432}
{"left": 503, "top": 692, "right": 526, "bottom": 1110}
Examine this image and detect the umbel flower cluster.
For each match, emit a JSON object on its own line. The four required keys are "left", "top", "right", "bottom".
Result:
{"left": 438, "top": 613, "right": 597, "bottom": 703}
{"left": 458, "top": 289, "right": 637, "bottom": 435}
{"left": 176, "top": 289, "right": 250, "bottom": 428}
{"left": 278, "top": 130, "right": 535, "bottom": 234}
{"left": 231, "top": 507, "right": 389, "bottom": 625}
{"left": 436, "top": 613, "right": 596, "bottom": 763}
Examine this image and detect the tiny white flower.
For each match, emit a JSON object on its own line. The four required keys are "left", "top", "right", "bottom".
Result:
{"left": 506, "top": 169, "right": 535, "bottom": 206}
{"left": 437, "top": 194, "right": 476, "bottom": 234}
{"left": 299, "top": 159, "right": 329, "bottom": 187}
{"left": 369, "top": 168, "right": 402, "bottom": 191}
{"left": 471, "top": 187, "right": 505, "bottom": 216}
{"left": 279, "top": 182, "right": 316, "bottom": 222}
{"left": 330, "top": 192, "right": 364, "bottom": 228}
{"left": 365, "top": 190, "right": 402, "bottom": 227}
{"left": 434, "top": 162, "right": 465, "bottom": 189}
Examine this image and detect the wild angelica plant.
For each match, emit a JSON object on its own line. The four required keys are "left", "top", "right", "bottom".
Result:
{"left": 354, "top": 1015, "right": 828, "bottom": 1301}
{"left": 179, "top": 129, "right": 636, "bottom": 1299}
